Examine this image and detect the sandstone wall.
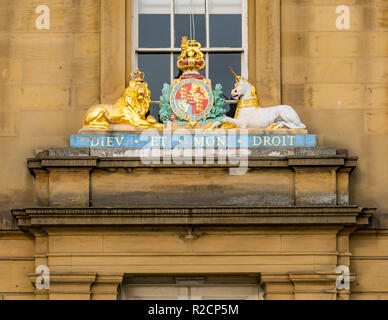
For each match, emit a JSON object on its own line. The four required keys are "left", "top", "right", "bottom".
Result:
{"left": 281, "top": 0, "right": 388, "bottom": 213}
{"left": 0, "top": 0, "right": 101, "bottom": 227}
{"left": 280, "top": 0, "right": 388, "bottom": 299}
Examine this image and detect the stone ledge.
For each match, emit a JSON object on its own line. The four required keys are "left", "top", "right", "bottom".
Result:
{"left": 26, "top": 147, "right": 359, "bottom": 209}
{"left": 27, "top": 149, "right": 356, "bottom": 171}
{"left": 11, "top": 206, "right": 374, "bottom": 227}
{"left": 30, "top": 273, "right": 97, "bottom": 285}
{"left": 42, "top": 146, "right": 337, "bottom": 158}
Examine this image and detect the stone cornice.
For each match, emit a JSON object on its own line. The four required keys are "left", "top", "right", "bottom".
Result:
{"left": 26, "top": 147, "right": 357, "bottom": 173}
{"left": 11, "top": 206, "right": 374, "bottom": 228}
{"left": 27, "top": 155, "right": 357, "bottom": 174}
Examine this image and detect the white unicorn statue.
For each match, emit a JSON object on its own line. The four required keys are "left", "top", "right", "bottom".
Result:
{"left": 214, "top": 68, "right": 306, "bottom": 130}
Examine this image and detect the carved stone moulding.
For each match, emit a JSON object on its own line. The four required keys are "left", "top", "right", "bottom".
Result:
{"left": 12, "top": 206, "right": 374, "bottom": 228}
{"left": 26, "top": 147, "right": 357, "bottom": 208}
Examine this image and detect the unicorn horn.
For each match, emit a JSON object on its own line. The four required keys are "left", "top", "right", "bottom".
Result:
{"left": 228, "top": 67, "right": 240, "bottom": 81}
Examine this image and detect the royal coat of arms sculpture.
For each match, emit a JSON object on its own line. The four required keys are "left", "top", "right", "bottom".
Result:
{"left": 159, "top": 36, "right": 226, "bottom": 129}
{"left": 79, "top": 35, "right": 307, "bottom": 133}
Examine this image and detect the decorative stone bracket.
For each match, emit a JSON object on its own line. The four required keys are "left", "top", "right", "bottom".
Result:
{"left": 29, "top": 273, "right": 124, "bottom": 300}
{"left": 260, "top": 272, "right": 357, "bottom": 300}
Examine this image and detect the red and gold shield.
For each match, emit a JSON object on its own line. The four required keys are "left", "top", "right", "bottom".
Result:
{"left": 170, "top": 78, "right": 214, "bottom": 123}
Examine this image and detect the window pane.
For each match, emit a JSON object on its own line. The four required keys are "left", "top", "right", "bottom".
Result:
{"left": 175, "top": 0, "right": 205, "bottom": 14}
{"left": 149, "top": 103, "right": 161, "bottom": 122}
{"left": 209, "top": 0, "right": 242, "bottom": 14}
{"left": 139, "top": 0, "right": 170, "bottom": 14}
{"left": 209, "top": 0, "right": 242, "bottom": 47}
{"left": 138, "top": 54, "right": 170, "bottom": 119}
{"left": 210, "top": 14, "right": 241, "bottom": 47}
{"left": 173, "top": 53, "right": 180, "bottom": 79}
{"left": 138, "top": 0, "right": 170, "bottom": 48}
{"left": 209, "top": 53, "right": 241, "bottom": 99}
{"left": 139, "top": 14, "right": 170, "bottom": 48}
{"left": 174, "top": 0, "right": 206, "bottom": 47}
{"left": 175, "top": 14, "right": 206, "bottom": 48}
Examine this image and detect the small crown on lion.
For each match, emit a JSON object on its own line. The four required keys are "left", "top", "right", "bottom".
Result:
{"left": 131, "top": 69, "right": 145, "bottom": 82}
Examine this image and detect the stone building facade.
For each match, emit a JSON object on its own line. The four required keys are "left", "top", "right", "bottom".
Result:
{"left": 0, "top": 0, "right": 387, "bottom": 300}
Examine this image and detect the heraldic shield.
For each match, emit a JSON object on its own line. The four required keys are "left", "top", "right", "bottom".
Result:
{"left": 170, "top": 78, "right": 214, "bottom": 124}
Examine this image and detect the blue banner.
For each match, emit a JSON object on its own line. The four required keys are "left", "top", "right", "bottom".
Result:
{"left": 70, "top": 134, "right": 316, "bottom": 149}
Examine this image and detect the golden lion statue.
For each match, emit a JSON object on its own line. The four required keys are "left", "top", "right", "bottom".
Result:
{"left": 82, "top": 69, "right": 163, "bottom": 130}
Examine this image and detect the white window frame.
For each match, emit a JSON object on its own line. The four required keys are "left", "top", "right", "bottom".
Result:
{"left": 132, "top": 0, "right": 248, "bottom": 102}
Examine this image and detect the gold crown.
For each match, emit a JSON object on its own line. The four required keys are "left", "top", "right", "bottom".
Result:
{"left": 177, "top": 36, "right": 205, "bottom": 73}
{"left": 131, "top": 69, "right": 144, "bottom": 82}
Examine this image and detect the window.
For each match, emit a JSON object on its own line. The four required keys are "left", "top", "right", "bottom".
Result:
{"left": 120, "top": 276, "right": 264, "bottom": 300}
{"left": 133, "top": 0, "right": 247, "bottom": 119}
